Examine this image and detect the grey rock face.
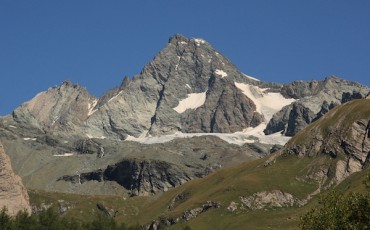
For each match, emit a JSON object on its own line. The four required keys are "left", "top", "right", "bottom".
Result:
{"left": 265, "top": 76, "right": 370, "bottom": 136}
{"left": 285, "top": 102, "right": 316, "bottom": 136}
{"left": 59, "top": 158, "right": 206, "bottom": 196}
{"left": 285, "top": 113, "right": 370, "bottom": 186}
{"left": 183, "top": 77, "right": 264, "bottom": 133}
{"left": 0, "top": 142, "right": 31, "bottom": 215}
{"left": 240, "top": 190, "right": 303, "bottom": 210}
{"left": 12, "top": 81, "right": 96, "bottom": 137}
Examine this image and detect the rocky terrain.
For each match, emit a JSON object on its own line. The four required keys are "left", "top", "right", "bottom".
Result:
{"left": 0, "top": 34, "right": 369, "bottom": 199}
{"left": 0, "top": 141, "right": 31, "bottom": 215}
{"left": 281, "top": 98, "right": 370, "bottom": 187}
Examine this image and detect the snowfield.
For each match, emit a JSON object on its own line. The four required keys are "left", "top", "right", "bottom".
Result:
{"left": 234, "top": 82, "right": 296, "bottom": 121}
{"left": 173, "top": 92, "right": 207, "bottom": 113}
{"left": 125, "top": 124, "right": 290, "bottom": 146}
{"left": 215, "top": 69, "right": 228, "bottom": 78}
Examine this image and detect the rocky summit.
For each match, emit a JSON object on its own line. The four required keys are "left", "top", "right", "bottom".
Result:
{"left": 0, "top": 34, "right": 369, "bottom": 198}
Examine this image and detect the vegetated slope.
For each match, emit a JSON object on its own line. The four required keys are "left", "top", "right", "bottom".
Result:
{"left": 133, "top": 99, "right": 370, "bottom": 229}
{"left": 285, "top": 99, "right": 370, "bottom": 187}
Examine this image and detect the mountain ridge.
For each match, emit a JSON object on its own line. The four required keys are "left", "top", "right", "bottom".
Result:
{"left": 4, "top": 34, "right": 369, "bottom": 144}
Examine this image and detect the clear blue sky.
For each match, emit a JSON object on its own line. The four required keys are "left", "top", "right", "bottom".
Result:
{"left": 1, "top": 1, "right": 370, "bottom": 115}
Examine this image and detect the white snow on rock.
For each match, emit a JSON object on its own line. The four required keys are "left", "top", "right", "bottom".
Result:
{"left": 193, "top": 38, "right": 206, "bottom": 44}
{"left": 186, "top": 84, "right": 192, "bottom": 89}
{"left": 234, "top": 82, "right": 296, "bottom": 121}
{"left": 173, "top": 92, "right": 207, "bottom": 113}
{"left": 179, "top": 41, "right": 187, "bottom": 45}
{"left": 9, "top": 125, "right": 17, "bottom": 129}
{"left": 215, "top": 69, "right": 228, "bottom": 78}
{"left": 242, "top": 73, "right": 260, "bottom": 81}
{"left": 53, "top": 153, "right": 74, "bottom": 157}
{"left": 127, "top": 82, "right": 295, "bottom": 146}
{"left": 23, "top": 138, "right": 37, "bottom": 141}
{"left": 108, "top": 91, "right": 123, "bottom": 103}
{"left": 88, "top": 99, "right": 98, "bottom": 116}
{"left": 86, "top": 133, "right": 106, "bottom": 139}
{"left": 124, "top": 125, "right": 290, "bottom": 146}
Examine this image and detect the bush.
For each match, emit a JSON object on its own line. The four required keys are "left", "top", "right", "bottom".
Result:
{"left": 300, "top": 191, "right": 370, "bottom": 230}
{"left": 0, "top": 207, "right": 132, "bottom": 230}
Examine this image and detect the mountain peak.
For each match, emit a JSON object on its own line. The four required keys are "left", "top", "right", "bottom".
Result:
{"left": 168, "top": 34, "right": 189, "bottom": 44}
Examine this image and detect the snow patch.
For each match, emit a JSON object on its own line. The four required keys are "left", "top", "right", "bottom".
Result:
{"left": 234, "top": 82, "right": 296, "bottom": 121}
{"left": 108, "top": 91, "right": 123, "bottom": 103}
{"left": 53, "top": 153, "right": 74, "bottom": 157}
{"left": 88, "top": 99, "right": 98, "bottom": 116}
{"left": 215, "top": 69, "right": 228, "bottom": 78}
{"left": 242, "top": 73, "right": 260, "bottom": 82}
{"left": 186, "top": 84, "right": 192, "bottom": 89}
{"left": 9, "top": 125, "right": 17, "bottom": 129}
{"left": 179, "top": 41, "right": 187, "bottom": 45}
{"left": 23, "top": 138, "right": 37, "bottom": 141}
{"left": 173, "top": 92, "right": 207, "bottom": 113}
{"left": 193, "top": 38, "right": 205, "bottom": 44}
{"left": 124, "top": 125, "right": 290, "bottom": 146}
{"left": 175, "top": 56, "right": 181, "bottom": 71}
{"left": 85, "top": 134, "right": 106, "bottom": 139}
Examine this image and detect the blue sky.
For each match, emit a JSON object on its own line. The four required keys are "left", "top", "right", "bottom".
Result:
{"left": 1, "top": 1, "right": 370, "bottom": 115}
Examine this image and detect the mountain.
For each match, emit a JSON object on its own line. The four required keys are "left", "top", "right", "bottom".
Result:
{"left": 6, "top": 35, "right": 370, "bottom": 142}
{"left": 0, "top": 34, "right": 369, "bottom": 198}
{"left": 0, "top": 141, "right": 31, "bottom": 215}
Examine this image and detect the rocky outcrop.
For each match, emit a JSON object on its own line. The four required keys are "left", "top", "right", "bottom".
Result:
{"left": 239, "top": 190, "right": 304, "bottom": 210}
{"left": 312, "top": 101, "right": 338, "bottom": 122}
{"left": 341, "top": 91, "right": 364, "bottom": 104}
{"left": 265, "top": 77, "right": 370, "bottom": 136}
{"left": 0, "top": 142, "right": 31, "bottom": 215}
{"left": 182, "top": 201, "right": 220, "bottom": 221}
{"left": 183, "top": 77, "right": 264, "bottom": 133}
{"left": 283, "top": 100, "right": 370, "bottom": 186}
{"left": 13, "top": 81, "right": 96, "bottom": 135}
{"left": 285, "top": 102, "right": 316, "bottom": 136}
{"left": 58, "top": 158, "right": 207, "bottom": 196}
{"left": 146, "top": 200, "right": 220, "bottom": 230}
{"left": 168, "top": 192, "right": 190, "bottom": 211}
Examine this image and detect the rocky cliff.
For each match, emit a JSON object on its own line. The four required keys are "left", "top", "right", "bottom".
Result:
{"left": 0, "top": 142, "right": 31, "bottom": 215}
{"left": 282, "top": 99, "right": 370, "bottom": 187}
{"left": 265, "top": 77, "right": 370, "bottom": 136}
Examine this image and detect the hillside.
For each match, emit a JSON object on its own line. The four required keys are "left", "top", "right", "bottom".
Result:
{"left": 27, "top": 99, "right": 370, "bottom": 229}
